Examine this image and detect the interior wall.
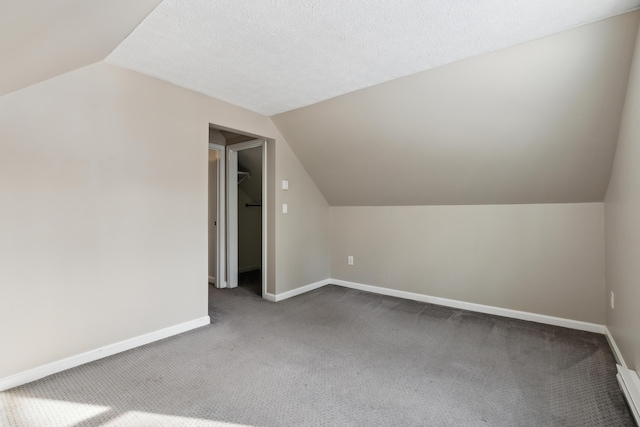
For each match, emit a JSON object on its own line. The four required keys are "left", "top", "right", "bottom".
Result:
{"left": 273, "top": 12, "right": 640, "bottom": 206}
{"left": 0, "top": 61, "right": 330, "bottom": 380}
{"left": 0, "top": 0, "right": 161, "bottom": 97}
{"left": 274, "top": 140, "right": 331, "bottom": 294}
{"left": 604, "top": 20, "right": 640, "bottom": 371}
{"left": 330, "top": 203, "right": 605, "bottom": 324}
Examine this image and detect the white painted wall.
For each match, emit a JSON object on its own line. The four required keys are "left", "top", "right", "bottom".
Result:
{"left": 605, "top": 20, "right": 640, "bottom": 371}
{"left": 0, "top": 62, "right": 331, "bottom": 380}
{"left": 330, "top": 203, "right": 605, "bottom": 324}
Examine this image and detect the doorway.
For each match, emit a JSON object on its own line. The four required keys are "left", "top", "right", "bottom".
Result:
{"left": 208, "top": 126, "right": 267, "bottom": 298}
{"left": 227, "top": 140, "right": 266, "bottom": 297}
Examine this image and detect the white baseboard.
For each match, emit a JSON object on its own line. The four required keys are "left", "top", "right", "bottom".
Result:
{"left": 208, "top": 275, "right": 215, "bottom": 284}
{"left": 262, "top": 292, "right": 277, "bottom": 302}
{"left": 604, "top": 327, "right": 627, "bottom": 366}
{"left": 605, "top": 327, "right": 640, "bottom": 424}
{"left": 0, "top": 316, "right": 210, "bottom": 392}
{"left": 331, "top": 279, "right": 605, "bottom": 334}
{"left": 270, "top": 279, "right": 332, "bottom": 302}
{"left": 617, "top": 365, "right": 640, "bottom": 425}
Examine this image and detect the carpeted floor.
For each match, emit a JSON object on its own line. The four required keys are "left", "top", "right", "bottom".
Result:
{"left": 237, "top": 269, "right": 262, "bottom": 297}
{"left": 1, "top": 284, "right": 634, "bottom": 426}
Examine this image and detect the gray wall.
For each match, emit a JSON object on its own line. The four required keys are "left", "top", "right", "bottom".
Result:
{"left": 605, "top": 20, "right": 640, "bottom": 371}
{"left": 0, "top": 61, "right": 331, "bottom": 379}
{"left": 238, "top": 147, "right": 263, "bottom": 272}
{"left": 273, "top": 12, "right": 639, "bottom": 206}
{"left": 331, "top": 203, "right": 605, "bottom": 323}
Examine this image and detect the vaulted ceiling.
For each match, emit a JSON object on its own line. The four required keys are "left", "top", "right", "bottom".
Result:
{"left": 106, "top": 0, "right": 640, "bottom": 116}
{"left": 4, "top": 1, "right": 640, "bottom": 206}
{"left": 273, "top": 12, "right": 640, "bottom": 205}
{"left": 0, "top": 0, "right": 161, "bottom": 97}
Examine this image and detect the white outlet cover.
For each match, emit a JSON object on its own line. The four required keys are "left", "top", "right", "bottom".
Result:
{"left": 282, "top": 180, "right": 289, "bottom": 190}
{"left": 282, "top": 204, "right": 288, "bottom": 214}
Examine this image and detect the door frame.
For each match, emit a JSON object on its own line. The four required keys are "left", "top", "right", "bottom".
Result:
{"left": 227, "top": 139, "right": 267, "bottom": 297}
{"left": 208, "top": 143, "right": 226, "bottom": 289}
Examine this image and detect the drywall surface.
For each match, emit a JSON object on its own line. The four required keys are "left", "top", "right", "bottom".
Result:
{"left": 330, "top": 203, "right": 605, "bottom": 324}
{"left": 106, "top": 0, "right": 640, "bottom": 115}
{"left": 605, "top": 22, "right": 640, "bottom": 371}
{"left": 274, "top": 139, "right": 331, "bottom": 294}
{"left": 273, "top": 12, "right": 640, "bottom": 206}
{"left": 238, "top": 187, "right": 262, "bottom": 272}
{"left": 0, "top": 62, "right": 330, "bottom": 379}
{"left": 0, "top": 0, "right": 160, "bottom": 97}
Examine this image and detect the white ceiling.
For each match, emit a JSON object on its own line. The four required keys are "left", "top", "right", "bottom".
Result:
{"left": 106, "top": 0, "right": 640, "bottom": 116}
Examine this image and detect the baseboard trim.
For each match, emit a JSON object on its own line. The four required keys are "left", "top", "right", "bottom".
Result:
{"left": 208, "top": 275, "right": 215, "bottom": 284}
{"left": 271, "top": 279, "right": 332, "bottom": 302}
{"left": 263, "top": 292, "right": 277, "bottom": 302}
{"left": 617, "top": 365, "right": 640, "bottom": 425}
{"left": 604, "top": 327, "right": 627, "bottom": 367}
{"left": 331, "top": 279, "right": 605, "bottom": 334}
{"left": 0, "top": 316, "right": 211, "bottom": 392}
{"left": 605, "top": 327, "right": 640, "bottom": 424}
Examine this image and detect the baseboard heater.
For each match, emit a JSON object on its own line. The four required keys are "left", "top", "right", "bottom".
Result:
{"left": 617, "top": 365, "right": 640, "bottom": 425}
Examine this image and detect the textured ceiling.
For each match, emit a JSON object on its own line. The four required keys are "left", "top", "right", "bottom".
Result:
{"left": 0, "top": 0, "right": 161, "bottom": 97}
{"left": 107, "top": 0, "right": 640, "bottom": 115}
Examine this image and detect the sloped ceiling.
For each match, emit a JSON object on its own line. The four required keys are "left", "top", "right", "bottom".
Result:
{"left": 272, "top": 12, "right": 640, "bottom": 206}
{"left": 0, "top": 0, "right": 161, "bottom": 97}
{"left": 5, "top": 2, "right": 640, "bottom": 207}
{"left": 107, "top": 0, "right": 640, "bottom": 116}
{"left": 238, "top": 147, "right": 264, "bottom": 204}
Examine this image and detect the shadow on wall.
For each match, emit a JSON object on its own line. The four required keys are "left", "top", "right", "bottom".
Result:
{"left": 238, "top": 147, "right": 262, "bottom": 273}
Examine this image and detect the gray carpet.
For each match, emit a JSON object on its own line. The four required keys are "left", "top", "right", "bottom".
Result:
{"left": 1, "top": 284, "right": 634, "bottom": 426}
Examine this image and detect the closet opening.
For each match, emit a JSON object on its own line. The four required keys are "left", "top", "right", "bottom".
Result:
{"left": 208, "top": 126, "right": 267, "bottom": 299}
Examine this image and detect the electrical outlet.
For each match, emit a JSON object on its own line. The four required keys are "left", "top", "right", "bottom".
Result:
{"left": 348, "top": 256, "right": 354, "bottom": 265}
{"left": 610, "top": 291, "right": 615, "bottom": 309}
{"left": 282, "top": 204, "right": 288, "bottom": 214}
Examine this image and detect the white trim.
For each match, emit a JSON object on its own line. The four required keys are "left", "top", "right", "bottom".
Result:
{"left": 263, "top": 292, "right": 277, "bottom": 302}
{"left": 226, "top": 139, "right": 267, "bottom": 294}
{"left": 264, "top": 277, "right": 605, "bottom": 333}
{"left": 0, "top": 316, "right": 210, "bottom": 392}
{"left": 617, "top": 365, "right": 640, "bottom": 425}
{"left": 208, "top": 275, "right": 216, "bottom": 284}
{"left": 604, "top": 327, "right": 627, "bottom": 367}
{"left": 271, "top": 279, "right": 332, "bottom": 302}
{"left": 208, "top": 142, "right": 226, "bottom": 289}
{"left": 226, "top": 145, "right": 239, "bottom": 288}
{"left": 261, "top": 141, "right": 268, "bottom": 300}
{"left": 605, "top": 327, "right": 640, "bottom": 424}
{"left": 331, "top": 279, "right": 605, "bottom": 333}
